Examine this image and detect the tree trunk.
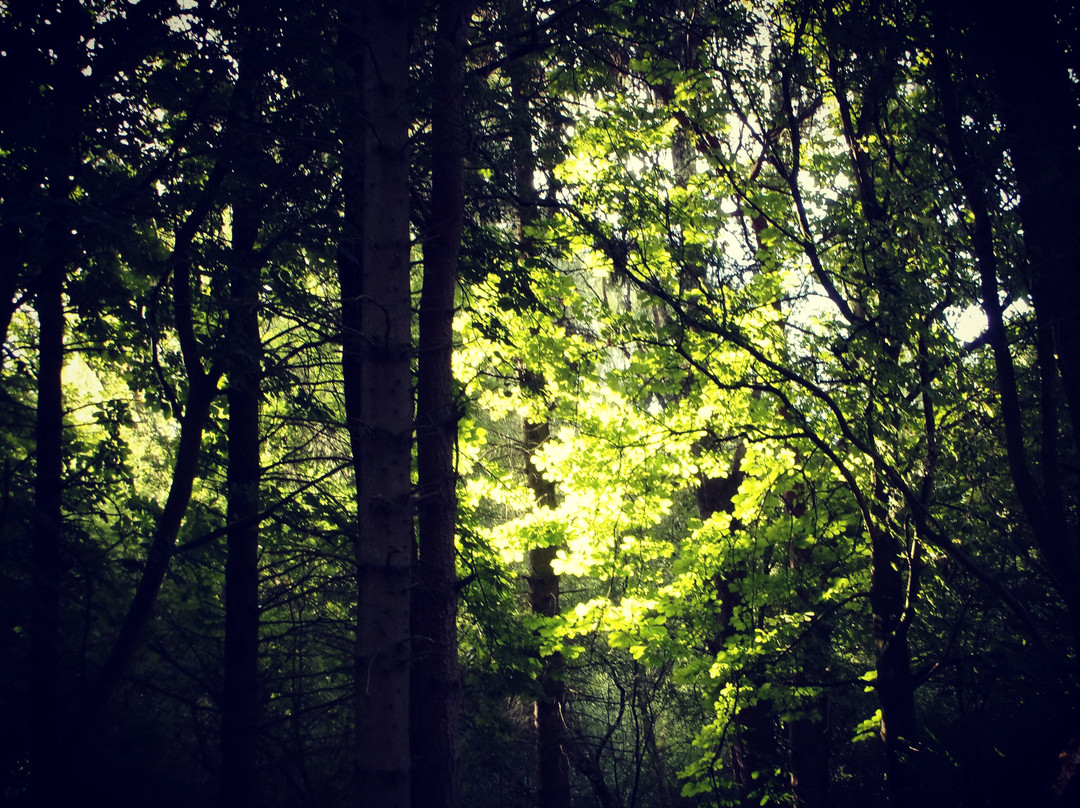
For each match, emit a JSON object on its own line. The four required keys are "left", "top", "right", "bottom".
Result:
{"left": 503, "top": 1, "right": 574, "bottom": 802}
{"left": 221, "top": 146, "right": 264, "bottom": 808}
{"left": 77, "top": 370, "right": 219, "bottom": 735}
{"left": 222, "top": 218, "right": 262, "bottom": 808}
{"left": 412, "top": 0, "right": 471, "bottom": 805}
{"left": 696, "top": 449, "right": 775, "bottom": 807}
{"left": 788, "top": 711, "right": 829, "bottom": 808}
{"left": 220, "top": 4, "right": 270, "bottom": 804}
{"left": 525, "top": 417, "right": 573, "bottom": 808}
{"left": 787, "top": 524, "right": 830, "bottom": 808}
{"left": 337, "top": 2, "right": 413, "bottom": 806}
{"left": 869, "top": 516, "right": 914, "bottom": 806}
{"left": 0, "top": 221, "right": 20, "bottom": 371}
{"left": 30, "top": 249, "right": 65, "bottom": 806}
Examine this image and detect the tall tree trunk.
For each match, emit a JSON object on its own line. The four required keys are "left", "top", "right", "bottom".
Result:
{"left": 337, "top": 2, "right": 413, "bottom": 806}
{"left": 505, "top": 1, "right": 573, "bottom": 803}
{"left": 30, "top": 248, "right": 65, "bottom": 807}
{"left": 788, "top": 712, "right": 829, "bottom": 808}
{"left": 786, "top": 579, "right": 830, "bottom": 808}
{"left": 222, "top": 214, "right": 262, "bottom": 808}
{"left": 221, "top": 4, "right": 269, "bottom": 804}
{"left": 412, "top": 0, "right": 471, "bottom": 805}
{"left": 785, "top": 486, "right": 830, "bottom": 808}
{"left": 26, "top": 40, "right": 82, "bottom": 796}
{"left": 77, "top": 373, "right": 219, "bottom": 730}
{"left": 868, "top": 514, "right": 914, "bottom": 805}
{"left": 525, "top": 415, "right": 572, "bottom": 808}
{"left": 221, "top": 156, "right": 264, "bottom": 808}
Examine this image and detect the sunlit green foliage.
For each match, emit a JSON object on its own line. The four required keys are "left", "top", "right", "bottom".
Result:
{"left": 0, "top": 0, "right": 1075, "bottom": 806}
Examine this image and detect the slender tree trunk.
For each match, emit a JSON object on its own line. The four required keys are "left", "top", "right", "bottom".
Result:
{"left": 977, "top": 1, "right": 1080, "bottom": 457}
{"left": 788, "top": 712, "right": 829, "bottom": 808}
{"left": 868, "top": 516, "right": 914, "bottom": 805}
{"left": 222, "top": 226, "right": 262, "bottom": 808}
{"left": 504, "top": 1, "right": 573, "bottom": 801}
{"left": 221, "top": 4, "right": 269, "bottom": 804}
{"left": 696, "top": 447, "right": 774, "bottom": 807}
{"left": 786, "top": 651, "right": 830, "bottom": 805}
{"left": 30, "top": 249, "right": 65, "bottom": 807}
{"left": 412, "top": 0, "right": 471, "bottom": 805}
{"left": 221, "top": 168, "right": 264, "bottom": 808}
{"left": 77, "top": 370, "right": 219, "bottom": 731}
{"left": 787, "top": 523, "right": 830, "bottom": 808}
{"left": 337, "top": 2, "right": 413, "bottom": 806}
{"left": 525, "top": 416, "right": 572, "bottom": 808}
{"left": 643, "top": 704, "right": 674, "bottom": 808}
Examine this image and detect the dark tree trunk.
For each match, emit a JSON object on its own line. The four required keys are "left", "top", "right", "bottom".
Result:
{"left": 505, "top": 0, "right": 574, "bottom": 799}
{"left": 337, "top": 2, "right": 413, "bottom": 806}
{"left": 221, "top": 4, "right": 269, "bottom": 804}
{"left": 696, "top": 447, "right": 773, "bottom": 808}
{"left": 222, "top": 222, "right": 262, "bottom": 808}
{"left": 77, "top": 371, "right": 219, "bottom": 733}
{"left": 787, "top": 531, "right": 830, "bottom": 808}
{"left": 823, "top": 41, "right": 920, "bottom": 802}
{"left": 30, "top": 249, "right": 65, "bottom": 806}
{"left": 869, "top": 515, "right": 914, "bottom": 805}
{"left": 412, "top": 0, "right": 471, "bottom": 805}
{"left": 25, "top": 31, "right": 83, "bottom": 798}
{"left": 788, "top": 711, "right": 829, "bottom": 808}
{"left": 978, "top": 2, "right": 1080, "bottom": 456}
{"left": 0, "top": 221, "right": 20, "bottom": 371}
{"left": 524, "top": 416, "right": 572, "bottom": 808}
{"left": 221, "top": 155, "right": 264, "bottom": 808}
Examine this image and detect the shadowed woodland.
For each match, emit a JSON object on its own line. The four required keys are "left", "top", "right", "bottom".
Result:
{"left": 2, "top": 0, "right": 1080, "bottom": 806}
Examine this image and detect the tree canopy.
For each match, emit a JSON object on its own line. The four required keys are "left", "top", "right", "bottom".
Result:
{"left": 1, "top": 1, "right": 1078, "bottom": 807}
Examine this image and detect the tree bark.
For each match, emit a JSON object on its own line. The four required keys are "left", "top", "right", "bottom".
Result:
{"left": 523, "top": 415, "right": 572, "bottom": 808}
{"left": 787, "top": 534, "right": 830, "bottom": 808}
{"left": 77, "top": 372, "right": 219, "bottom": 733}
{"left": 869, "top": 517, "right": 914, "bottom": 805}
{"left": 696, "top": 447, "right": 774, "bottom": 807}
{"left": 412, "top": 0, "right": 471, "bottom": 805}
{"left": 221, "top": 116, "right": 264, "bottom": 808}
{"left": 0, "top": 221, "right": 21, "bottom": 371}
{"left": 222, "top": 216, "right": 262, "bottom": 808}
{"left": 504, "top": 0, "right": 574, "bottom": 800}
{"left": 337, "top": 2, "right": 413, "bottom": 806}
{"left": 30, "top": 249, "right": 65, "bottom": 807}
{"left": 220, "top": 3, "right": 270, "bottom": 804}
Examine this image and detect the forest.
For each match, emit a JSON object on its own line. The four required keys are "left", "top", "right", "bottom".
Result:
{"left": 2, "top": 0, "right": 1079, "bottom": 806}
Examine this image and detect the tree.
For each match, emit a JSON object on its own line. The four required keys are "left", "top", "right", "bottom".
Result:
{"left": 221, "top": 2, "right": 272, "bottom": 804}
{"left": 336, "top": 1, "right": 414, "bottom": 805}
{"left": 2, "top": 1, "right": 1079, "bottom": 806}
{"left": 943, "top": 0, "right": 1080, "bottom": 668}
{"left": 412, "top": 0, "right": 474, "bottom": 804}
